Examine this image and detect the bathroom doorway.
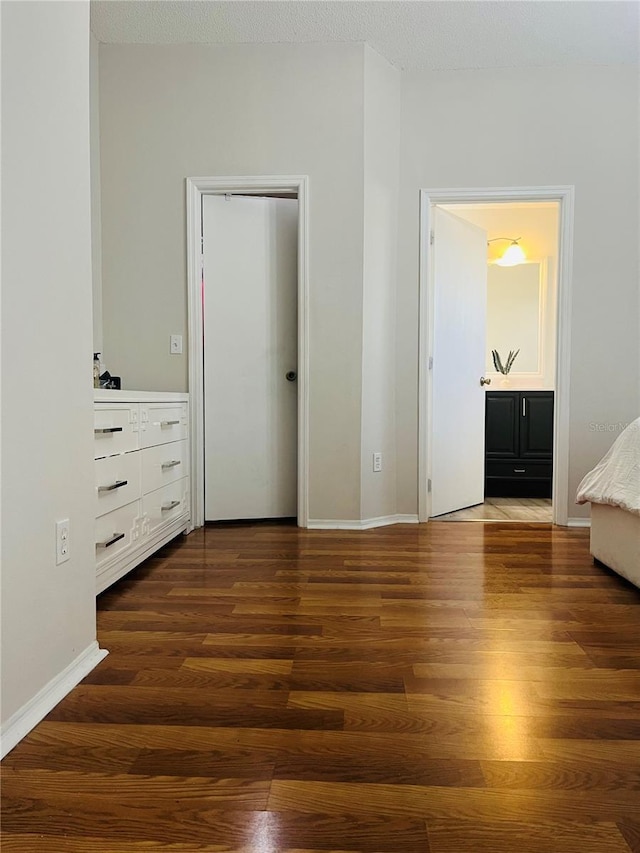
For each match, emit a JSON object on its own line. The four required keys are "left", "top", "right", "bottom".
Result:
{"left": 417, "top": 187, "right": 574, "bottom": 525}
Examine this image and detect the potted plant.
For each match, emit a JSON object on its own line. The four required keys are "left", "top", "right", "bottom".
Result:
{"left": 491, "top": 349, "right": 519, "bottom": 386}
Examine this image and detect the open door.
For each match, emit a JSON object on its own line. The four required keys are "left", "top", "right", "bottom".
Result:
{"left": 429, "top": 207, "right": 488, "bottom": 518}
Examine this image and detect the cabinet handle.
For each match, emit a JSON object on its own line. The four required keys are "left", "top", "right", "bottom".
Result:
{"left": 514, "top": 468, "right": 526, "bottom": 473}
{"left": 98, "top": 479, "right": 128, "bottom": 493}
{"left": 161, "top": 460, "right": 181, "bottom": 469}
{"left": 522, "top": 398, "right": 526, "bottom": 417}
{"left": 161, "top": 500, "right": 181, "bottom": 512}
{"left": 94, "top": 426, "right": 123, "bottom": 434}
{"left": 160, "top": 420, "right": 180, "bottom": 427}
{"left": 96, "top": 532, "right": 125, "bottom": 549}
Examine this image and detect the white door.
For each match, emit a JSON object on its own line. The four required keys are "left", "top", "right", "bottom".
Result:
{"left": 203, "top": 195, "right": 298, "bottom": 521}
{"left": 430, "top": 206, "right": 488, "bottom": 517}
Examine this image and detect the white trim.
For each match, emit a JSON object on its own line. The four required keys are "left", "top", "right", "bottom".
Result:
{"left": 186, "top": 176, "right": 310, "bottom": 529}
{"left": 567, "top": 517, "right": 591, "bottom": 528}
{"left": 418, "top": 186, "right": 574, "bottom": 527}
{"left": 0, "top": 641, "right": 108, "bottom": 759}
{"left": 308, "top": 514, "right": 419, "bottom": 530}
{"left": 551, "top": 187, "right": 575, "bottom": 527}
{"left": 392, "top": 514, "right": 420, "bottom": 525}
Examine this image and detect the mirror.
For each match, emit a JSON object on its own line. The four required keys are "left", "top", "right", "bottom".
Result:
{"left": 486, "top": 261, "right": 543, "bottom": 376}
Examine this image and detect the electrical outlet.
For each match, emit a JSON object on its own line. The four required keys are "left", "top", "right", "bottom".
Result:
{"left": 56, "top": 519, "right": 70, "bottom": 565}
{"left": 170, "top": 334, "right": 183, "bottom": 355}
{"left": 373, "top": 452, "right": 383, "bottom": 473}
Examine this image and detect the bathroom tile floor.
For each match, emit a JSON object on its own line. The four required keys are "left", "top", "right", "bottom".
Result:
{"left": 433, "top": 497, "right": 553, "bottom": 523}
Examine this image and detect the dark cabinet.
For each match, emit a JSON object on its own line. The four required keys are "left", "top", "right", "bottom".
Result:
{"left": 485, "top": 391, "right": 554, "bottom": 497}
{"left": 520, "top": 393, "right": 554, "bottom": 459}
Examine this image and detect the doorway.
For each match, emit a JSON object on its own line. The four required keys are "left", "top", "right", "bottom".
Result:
{"left": 418, "top": 187, "right": 575, "bottom": 526}
{"left": 202, "top": 194, "right": 298, "bottom": 521}
{"left": 186, "top": 176, "right": 310, "bottom": 529}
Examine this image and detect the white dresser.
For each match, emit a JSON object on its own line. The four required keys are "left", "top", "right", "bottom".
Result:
{"left": 94, "top": 390, "right": 190, "bottom": 594}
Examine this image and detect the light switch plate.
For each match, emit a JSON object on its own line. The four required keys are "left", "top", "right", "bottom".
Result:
{"left": 170, "top": 334, "right": 183, "bottom": 354}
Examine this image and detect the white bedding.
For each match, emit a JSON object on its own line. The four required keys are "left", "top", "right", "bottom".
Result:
{"left": 576, "top": 417, "right": 640, "bottom": 515}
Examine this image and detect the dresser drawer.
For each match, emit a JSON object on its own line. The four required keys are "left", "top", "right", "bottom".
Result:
{"left": 142, "top": 478, "right": 189, "bottom": 535}
{"left": 140, "top": 403, "right": 188, "bottom": 449}
{"left": 95, "top": 452, "right": 141, "bottom": 518}
{"left": 141, "top": 440, "right": 188, "bottom": 495}
{"left": 95, "top": 500, "right": 141, "bottom": 569}
{"left": 94, "top": 405, "right": 139, "bottom": 458}
{"left": 485, "top": 461, "right": 552, "bottom": 479}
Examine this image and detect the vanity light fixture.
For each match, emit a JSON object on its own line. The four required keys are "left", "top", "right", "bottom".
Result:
{"left": 488, "top": 237, "right": 526, "bottom": 266}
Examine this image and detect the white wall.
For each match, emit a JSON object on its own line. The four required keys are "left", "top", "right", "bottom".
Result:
{"left": 99, "top": 49, "right": 638, "bottom": 525}
{"left": 1, "top": 1, "right": 99, "bottom": 744}
{"left": 99, "top": 43, "right": 366, "bottom": 520}
{"left": 361, "top": 47, "right": 401, "bottom": 521}
{"left": 90, "top": 33, "right": 103, "bottom": 354}
{"left": 396, "top": 65, "right": 639, "bottom": 520}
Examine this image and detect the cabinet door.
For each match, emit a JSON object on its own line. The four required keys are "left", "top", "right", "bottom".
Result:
{"left": 520, "top": 392, "right": 554, "bottom": 459}
{"left": 485, "top": 392, "right": 519, "bottom": 458}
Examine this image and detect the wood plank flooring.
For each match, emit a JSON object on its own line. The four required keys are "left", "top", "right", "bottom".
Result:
{"left": 2, "top": 521, "right": 640, "bottom": 852}
{"left": 434, "top": 497, "right": 553, "bottom": 522}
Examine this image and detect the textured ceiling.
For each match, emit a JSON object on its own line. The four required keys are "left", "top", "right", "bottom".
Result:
{"left": 90, "top": 1, "right": 639, "bottom": 71}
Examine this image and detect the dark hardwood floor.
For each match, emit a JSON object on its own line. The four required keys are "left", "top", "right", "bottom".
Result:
{"left": 2, "top": 522, "right": 640, "bottom": 852}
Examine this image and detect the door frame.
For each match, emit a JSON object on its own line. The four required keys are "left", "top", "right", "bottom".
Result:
{"left": 418, "top": 185, "right": 575, "bottom": 525}
{"left": 186, "top": 175, "right": 310, "bottom": 529}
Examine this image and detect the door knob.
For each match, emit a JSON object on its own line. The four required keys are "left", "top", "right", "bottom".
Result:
{"left": 480, "top": 377, "right": 491, "bottom": 386}
{"left": 285, "top": 371, "right": 297, "bottom": 382}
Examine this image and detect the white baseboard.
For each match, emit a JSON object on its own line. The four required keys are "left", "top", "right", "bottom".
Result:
{"left": 307, "top": 514, "right": 419, "bottom": 530}
{"left": 0, "top": 641, "right": 108, "bottom": 759}
{"left": 567, "top": 517, "right": 591, "bottom": 528}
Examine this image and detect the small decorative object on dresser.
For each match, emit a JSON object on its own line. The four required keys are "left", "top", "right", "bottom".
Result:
{"left": 491, "top": 348, "right": 520, "bottom": 375}
{"left": 491, "top": 349, "right": 520, "bottom": 387}
{"left": 94, "top": 390, "right": 190, "bottom": 594}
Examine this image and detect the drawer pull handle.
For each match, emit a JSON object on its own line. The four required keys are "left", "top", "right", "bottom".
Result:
{"left": 98, "top": 479, "right": 128, "bottom": 493}
{"left": 94, "top": 426, "right": 123, "bottom": 434}
{"left": 96, "top": 532, "right": 125, "bottom": 549}
{"left": 514, "top": 468, "right": 526, "bottom": 473}
{"left": 160, "top": 420, "right": 180, "bottom": 427}
{"left": 161, "top": 500, "right": 181, "bottom": 512}
{"left": 161, "top": 460, "right": 181, "bottom": 469}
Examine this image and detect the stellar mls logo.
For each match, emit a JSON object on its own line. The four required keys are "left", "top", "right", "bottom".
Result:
{"left": 588, "top": 421, "right": 636, "bottom": 433}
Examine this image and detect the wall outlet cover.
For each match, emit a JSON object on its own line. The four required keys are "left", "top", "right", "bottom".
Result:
{"left": 56, "top": 519, "right": 70, "bottom": 565}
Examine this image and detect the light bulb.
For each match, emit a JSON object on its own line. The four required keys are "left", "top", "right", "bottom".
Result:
{"left": 495, "top": 241, "right": 526, "bottom": 266}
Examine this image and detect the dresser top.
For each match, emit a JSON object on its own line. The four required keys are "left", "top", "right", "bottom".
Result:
{"left": 94, "top": 389, "right": 189, "bottom": 403}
